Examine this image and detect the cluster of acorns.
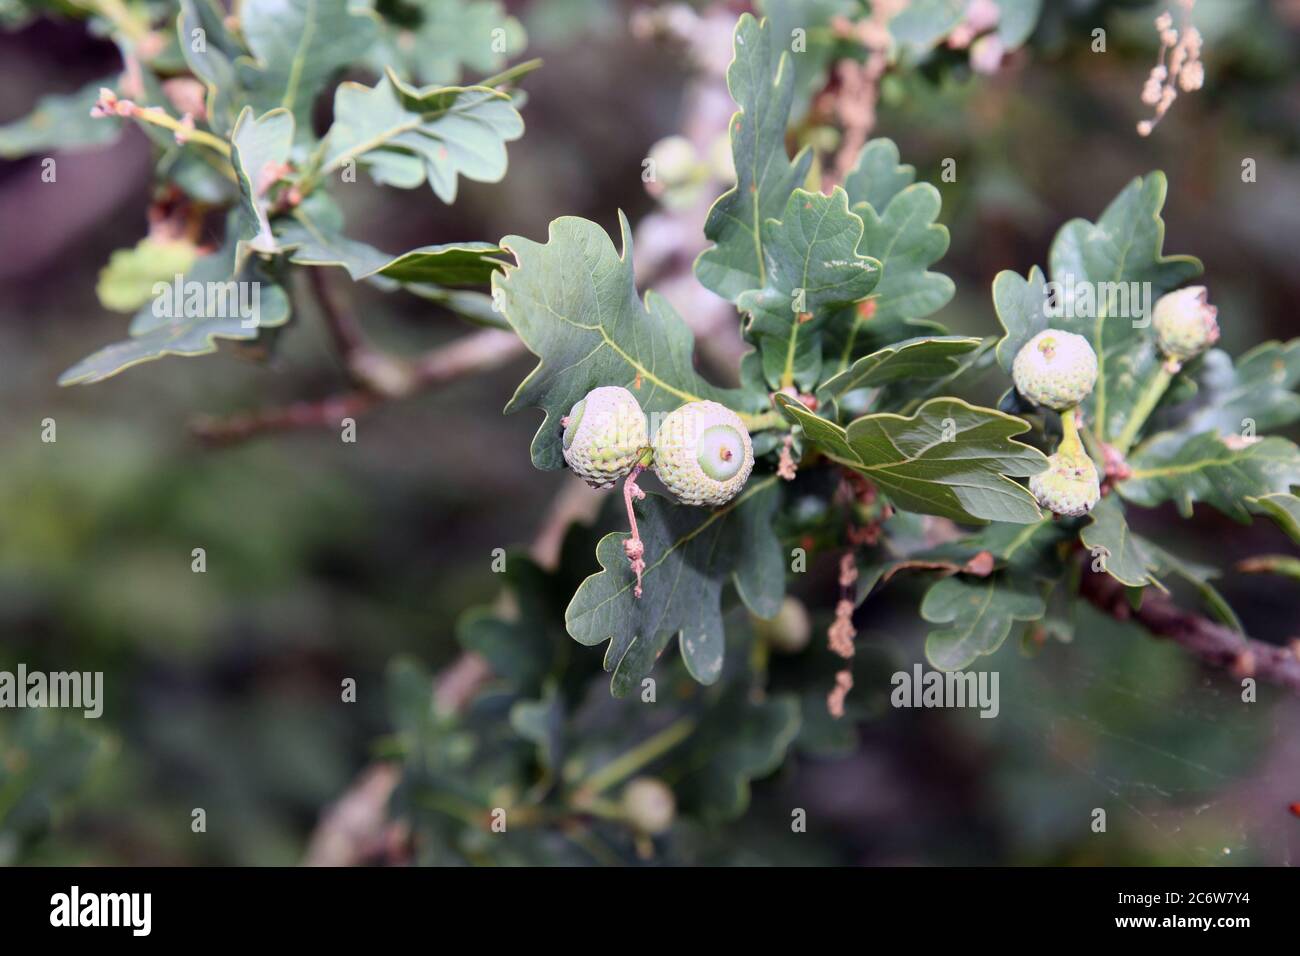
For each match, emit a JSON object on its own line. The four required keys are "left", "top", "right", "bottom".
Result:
{"left": 1012, "top": 286, "right": 1219, "bottom": 517}
{"left": 561, "top": 386, "right": 755, "bottom": 506}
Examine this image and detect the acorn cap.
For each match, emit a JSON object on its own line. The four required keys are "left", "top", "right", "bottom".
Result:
{"left": 1012, "top": 329, "right": 1098, "bottom": 411}
{"left": 1029, "top": 447, "right": 1101, "bottom": 517}
{"left": 561, "top": 386, "right": 649, "bottom": 489}
{"left": 651, "top": 400, "right": 754, "bottom": 506}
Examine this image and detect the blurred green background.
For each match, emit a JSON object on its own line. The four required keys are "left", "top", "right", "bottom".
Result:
{"left": 1, "top": 0, "right": 1298, "bottom": 865}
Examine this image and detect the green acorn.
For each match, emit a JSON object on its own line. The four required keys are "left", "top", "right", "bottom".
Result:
{"left": 754, "top": 597, "right": 813, "bottom": 654}
{"left": 621, "top": 777, "right": 675, "bottom": 835}
{"left": 1012, "top": 329, "right": 1098, "bottom": 411}
{"left": 1154, "top": 286, "right": 1219, "bottom": 363}
{"left": 561, "top": 386, "right": 649, "bottom": 489}
{"left": 652, "top": 400, "right": 754, "bottom": 506}
{"left": 647, "top": 135, "right": 700, "bottom": 189}
{"left": 1029, "top": 446, "right": 1100, "bottom": 517}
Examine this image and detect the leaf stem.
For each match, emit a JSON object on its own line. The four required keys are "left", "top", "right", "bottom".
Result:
{"left": 77, "top": 0, "right": 151, "bottom": 45}
{"left": 1058, "top": 405, "right": 1084, "bottom": 458}
{"left": 572, "top": 716, "right": 696, "bottom": 799}
{"left": 739, "top": 409, "right": 786, "bottom": 433}
{"left": 1112, "top": 364, "right": 1173, "bottom": 456}
{"left": 141, "top": 107, "right": 231, "bottom": 157}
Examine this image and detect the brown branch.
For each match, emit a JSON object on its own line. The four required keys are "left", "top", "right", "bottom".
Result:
{"left": 191, "top": 327, "right": 525, "bottom": 446}
{"left": 1080, "top": 567, "right": 1300, "bottom": 694}
{"left": 308, "top": 265, "right": 369, "bottom": 365}
{"left": 300, "top": 763, "right": 404, "bottom": 867}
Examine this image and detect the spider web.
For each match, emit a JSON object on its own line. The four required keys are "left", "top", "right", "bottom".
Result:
{"left": 949, "top": 605, "right": 1300, "bottom": 865}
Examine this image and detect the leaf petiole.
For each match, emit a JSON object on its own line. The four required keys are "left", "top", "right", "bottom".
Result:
{"left": 94, "top": 88, "right": 233, "bottom": 160}
{"left": 1112, "top": 364, "right": 1174, "bottom": 456}
{"left": 1059, "top": 405, "right": 1085, "bottom": 458}
{"left": 738, "top": 409, "right": 786, "bottom": 433}
{"left": 570, "top": 716, "right": 697, "bottom": 800}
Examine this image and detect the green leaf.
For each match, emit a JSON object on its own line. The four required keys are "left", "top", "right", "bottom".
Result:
{"left": 321, "top": 70, "right": 523, "bottom": 203}
{"left": 921, "top": 573, "right": 1046, "bottom": 670}
{"left": 158, "top": 144, "right": 238, "bottom": 205}
{"left": 1121, "top": 431, "right": 1300, "bottom": 521}
{"left": 967, "top": 517, "right": 1069, "bottom": 576}
{"left": 1138, "top": 535, "right": 1242, "bottom": 632}
{"left": 774, "top": 394, "right": 1047, "bottom": 524}
{"left": 858, "top": 518, "right": 1067, "bottom": 605}
{"left": 997, "top": 0, "right": 1043, "bottom": 48}
{"left": 386, "top": 656, "right": 436, "bottom": 736}
{"left": 509, "top": 689, "right": 564, "bottom": 772}
{"left": 494, "top": 213, "right": 755, "bottom": 472}
{"left": 853, "top": 184, "right": 954, "bottom": 325}
{"left": 1079, "top": 508, "right": 1238, "bottom": 625}
{"left": 755, "top": 0, "right": 858, "bottom": 122}
{"left": 1180, "top": 340, "right": 1300, "bottom": 437}
{"left": 407, "top": 286, "right": 509, "bottom": 329}
{"left": 0, "top": 0, "right": 49, "bottom": 30}
{"left": 841, "top": 138, "right": 916, "bottom": 214}
{"left": 230, "top": 107, "right": 294, "bottom": 253}
{"left": 671, "top": 687, "right": 800, "bottom": 821}
{"left": 1248, "top": 492, "right": 1300, "bottom": 546}
{"left": 0, "top": 79, "right": 121, "bottom": 158}
{"left": 237, "top": 0, "right": 380, "bottom": 140}
{"left": 819, "top": 335, "right": 982, "bottom": 400}
{"left": 1079, "top": 494, "right": 1161, "bottom": 588}
{"left": 0, "top": 710, "right": 112, "bottom": 851}
{"left": 59, "top": 249, "right": 290, "bottom": 386}
{"left": 370, "top": 0, "right": 527, "bottom": 87}
{"left": 565, "top": 480, "right": 784, "bottom": 697}
{"left": 994, "top": 173, "right": 1202, "bottom": 443}
{"left": 991, "top": 264, "right": 1049, "bottom": 369}
{"left": 736, "top": 187, "right": 881, "bottom": 390}
{"left": 276, "top": 195, "right": 505, "bottom": 285}
{"left": 872, "top": 338, "right": 998, "bottom": 414}
{"left": 1050, "top": 173, "right": 1202, "bottom": 440}
{"left": 889, "top": 0, "right": 964, "bottom": 60}
{"left": 96, "top": 238, "right": 200, "bottom": 312}
{"left": 457, "top": 564, "right": 558, "bottom": 696}
{"left": 825, "top": 142, "right": 955, "bottom": 379}
{"left": 695, "top": 13, "right": 814, "bottom": 302}
{"left": 177, "top": 0, "right": 245, "bottom": 135}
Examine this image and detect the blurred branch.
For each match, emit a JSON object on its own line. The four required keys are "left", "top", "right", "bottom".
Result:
{"left": 301, "top": 763, "right": 403, "bottom": 867}
{"left": 529, "top": 476, "right": 605, "bottom": 568}
{"left": 193, "top": 269, "right": 524, "bottom": 445}
{"left": 1081, "top": 568, "right": 1300, "bottom": 694}
{"left": 302, "top": 478, "right": 604, "bottom": 865}
{"left": 309, "top": 266, "right": 372, "bottom": 376}
{"left": 191, "top": 304, "right": 525, "bottom": 447}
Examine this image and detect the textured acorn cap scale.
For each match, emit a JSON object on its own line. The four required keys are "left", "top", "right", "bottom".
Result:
{"left": 561, "top": 386, "right": 649, "bottom": 489}
{"left": 1012, "top": 329, "right": 1098, "bottom": 411}
{"left": 1029, "top": 447, "right": 1101, "bottom": 518}
{"left": 652, "top": 401, "right": 754, "bottom": 506}
{"left": 1154, "top": 285, "right": 1219, "bottom": 364}
{"left": 621, "top": 777, "right": 676, "bottom": 835}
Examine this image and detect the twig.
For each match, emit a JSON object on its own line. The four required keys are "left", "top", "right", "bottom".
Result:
{"left": 529, "top": 477, "right": 605, "bottom": 568}
{"left": 300, "top": 763, "right": 403, "bottom": 867}
{"left": 309, "top": 267, "right": 371, "bottom": 371}
{"left": 1080, "top": 567, "right": 1300, "bottom": 694}
{"left": 191, "top": 327, "right": 525, "bottom": 446}
{"left": 92, "top": 88, "right": 231, "bottom": 158}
